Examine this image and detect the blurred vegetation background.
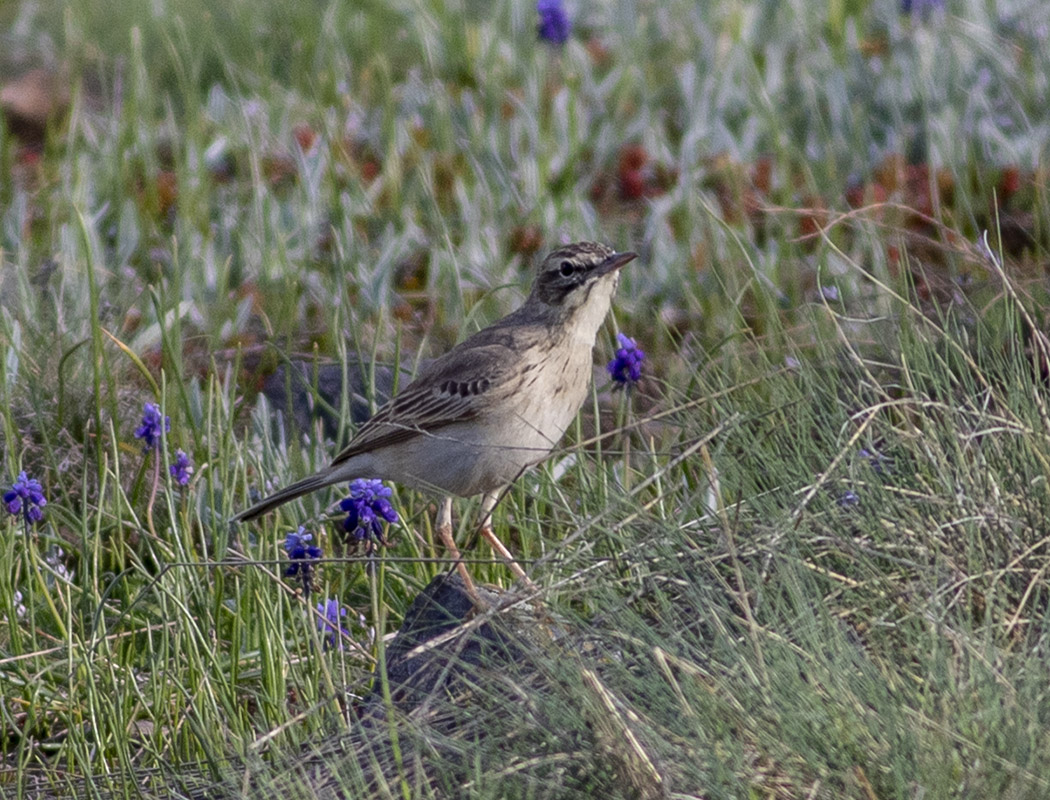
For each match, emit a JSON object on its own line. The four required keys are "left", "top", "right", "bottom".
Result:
{"left": 1, "top": 0, "right": 1049, "bottom": 796}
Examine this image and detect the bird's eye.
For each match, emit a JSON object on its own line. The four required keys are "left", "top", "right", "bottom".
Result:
{"left": 558, "top": 260, "right": 575, "bottom": 277}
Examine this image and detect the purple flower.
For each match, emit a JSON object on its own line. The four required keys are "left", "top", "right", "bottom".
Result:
{"left": 537, "top": 0, "right": 571, "bottom": 44}
{"left": 134, "top": 402, "right": 170, "bottom": 451}
{"left": 340, "top": 479, "right": 398, "bottom": 544}
{"left": 859, "top": 448, "right": 891, "bottom": 475}
{"left": 901, "top": 0, "right": 944, "bottom": 16}
{"left": 4, "top": 471, "right": 47, "bottom": 525}
{"left": 170, "top": 449, "right": 193, "bottom": 485}
{"left": 317, "top": 598, "right": 350, "bottom": 651}
{"left": 838, "top": 490, "right": 860, "bottom": 508}
{"left": 284, "top": 526, "right": 323, "bottom": 593}
{"left": 606, "top": 332, "right": 645, "bottom": 386}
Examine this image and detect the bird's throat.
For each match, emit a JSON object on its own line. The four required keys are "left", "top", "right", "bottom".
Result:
{"left": 566, "top": 274, "right": 619, "bottom": 347}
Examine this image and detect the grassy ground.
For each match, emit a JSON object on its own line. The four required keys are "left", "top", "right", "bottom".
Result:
{"left": 2, "top": 0, "right": 1049, "bottom": 796}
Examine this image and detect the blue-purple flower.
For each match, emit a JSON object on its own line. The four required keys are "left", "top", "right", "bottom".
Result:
{"left": 859, "top": 448, "right": 891, "bottom": 475}
{"left": 537, "top": 0, "right": 571, "bottom": 44}
{"left": 838, "top": 490, "right": 860, "bottom": 508}
{"left": 901, "top": 0, "right": 944, "bottom": 16}
{"left": 4, "top": 472, "right": 47, "bottom": 525}
{"left": 340, "top": 479, "right": 398, "bottom": 544}
{"left": 606, "top": 332, "right": 645, "bottom": 386}
{"left": 284, "top": 526, "right": 323, "bottom": 593}
{"left": 170, "top": 449, "right": 193, "bottom": 485}
{"left": 134, "top": 402, "right": 170, "bottom": 451}
{"left": 317, "top": 598, "right": 350, "bottom": 651}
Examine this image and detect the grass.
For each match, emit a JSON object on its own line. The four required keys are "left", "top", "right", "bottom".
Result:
{"left": 2, "top": 0, "right": 1050, "bottom": 796}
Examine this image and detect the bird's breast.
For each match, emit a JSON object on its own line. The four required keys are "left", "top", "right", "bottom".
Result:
{"left": 503, "top": 342, "right": 592, "bottom": 444}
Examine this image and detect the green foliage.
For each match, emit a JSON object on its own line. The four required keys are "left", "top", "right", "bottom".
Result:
{"left": 2, "top": 0, "right": 1050, "bottom": 796}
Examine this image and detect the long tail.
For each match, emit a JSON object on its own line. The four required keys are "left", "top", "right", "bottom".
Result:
{"left": 232, "top": 472, "right": 337, "bottom": 523}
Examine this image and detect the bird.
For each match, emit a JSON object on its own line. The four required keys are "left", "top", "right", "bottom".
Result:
{"left": 233, "top": 241, "right": 637, "bottom": 592}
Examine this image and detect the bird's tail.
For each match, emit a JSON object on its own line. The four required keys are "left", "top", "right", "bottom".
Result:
{"left": 232, "top": 472, "right": 337, "bottom": 523}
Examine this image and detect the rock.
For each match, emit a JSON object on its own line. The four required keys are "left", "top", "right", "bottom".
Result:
{"left": 260, "top": 360, "right": 398, "bottom": 440}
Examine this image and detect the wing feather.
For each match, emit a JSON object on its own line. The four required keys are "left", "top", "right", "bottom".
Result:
{"left": 330, "top": 342, "right": 518, "bottom": 465}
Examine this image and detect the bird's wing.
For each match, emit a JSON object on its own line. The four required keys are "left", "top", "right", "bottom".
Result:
{"left": 329, "top": 340, "right": 521, "bottom": 464}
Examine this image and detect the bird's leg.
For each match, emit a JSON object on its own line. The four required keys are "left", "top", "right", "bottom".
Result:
{"left": 437, "top": 495, "right": 479, "bottom": 600}
{"left": 479, "top": 491, "right": 536, "bottom": 589}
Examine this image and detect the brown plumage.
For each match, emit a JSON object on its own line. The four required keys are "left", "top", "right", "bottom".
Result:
{"left": 234, "top": 241, "right": 636, "bottom": 525}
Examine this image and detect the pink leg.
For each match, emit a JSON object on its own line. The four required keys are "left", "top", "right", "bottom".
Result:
{"left": 436, "top": 496, "right": 479, "bottom": 600}
{"left": 479, "top": 491, "right": 536, "bottom": 589}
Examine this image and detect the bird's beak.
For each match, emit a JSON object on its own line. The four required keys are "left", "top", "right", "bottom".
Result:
{"left": 596, "top": 250, "right": 638, "bottom": 277}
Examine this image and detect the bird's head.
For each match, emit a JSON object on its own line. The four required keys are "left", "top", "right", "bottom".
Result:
{"left": 529, "top": 242, "right": 637, "bottom": 313}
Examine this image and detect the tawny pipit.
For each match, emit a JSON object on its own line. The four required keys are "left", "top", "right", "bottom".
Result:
{"left": 234, "top": 241, "right": 636, "bottom": 589}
